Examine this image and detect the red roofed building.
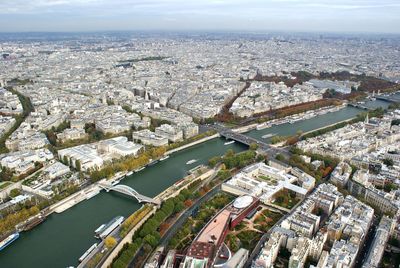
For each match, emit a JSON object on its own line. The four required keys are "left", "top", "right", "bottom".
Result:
{"left": 182, "top": 195, "right": 259, "bottom": 268}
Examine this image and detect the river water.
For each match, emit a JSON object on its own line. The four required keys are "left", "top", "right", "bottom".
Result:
{"left": 0, "top": 96, "right": 396, "bottom": 268}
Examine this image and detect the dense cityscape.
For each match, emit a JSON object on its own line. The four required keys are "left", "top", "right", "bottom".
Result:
{"left": 1, "top": 2, "right": 400, "bottom": 268}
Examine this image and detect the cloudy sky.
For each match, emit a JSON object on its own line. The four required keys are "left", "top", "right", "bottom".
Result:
{"left": 1, "top": 0, "right": 399, "bottom": 33}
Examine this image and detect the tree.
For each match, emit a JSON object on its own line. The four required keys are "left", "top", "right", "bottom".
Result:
{"left": 286, "top": 135, "right": 299, "bottom": 145}
{"left": 75, "top": 159, "right": 81, "bottom": 171}
{"left": 225, "top": 149, "right": 235, "bottom": 158}
{"left": 143, "top": 234, "right": 159, "bottom": 247}
{"left": 275, "top": 154, "right": 285, "bottom": 162}
{"left": 184, "top": 199, "right": 193, "bottom": 207}
{"left": 256, "top": 154, "right": 266, "bottom": 162}
{"left": 105, "top": 236, "right": 117, "bottom": 249}
{"left": 174, "top": 201, "right": 185, "bottom": 213}
{"left": 208, "top": 156, "right": 221, "bottom": 168}
{"left": 249, "top": 143, "right": 258, "bottom": 151}
{"left": 384, "top": 183, "right": 397, "bottom": 192}
{"left": 29, "top": 206, "right": 40, "bottom": 215}
{"left": 383, "top": 158, "right": 394, "bottom": 167}
{"left": 222, "top": 170, "right": 232, "bottom": 179}
{"left": 45, "top": 131, "right": 57, "bottom": 146}
{"left": 62, "top": 155, "right": 68, "bottom": 165}
{"left": 0, "top": 168, "right": 14, "bottom": 181}
{"left": 271, "top": 135, "right": 288, "bottom": 144}
{"left": 9, "top": 188, "right": 21, "bottom": 198}
{"left": 220, "top": 163, "right": 226, "bottom": 170}
{"left": 159, "top": 222, "right": 170, "bottom": 235}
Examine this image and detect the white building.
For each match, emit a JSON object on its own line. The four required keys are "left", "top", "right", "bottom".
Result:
{"left": 58, "top": 144, "right": 104, "bottom": 171}
{"left": 43, "top": 161, "right": 71, "bottom": 180}
{"left": 132, "top": 129, "right": 169, "bottom": 147}
{"left": 97, "top": 136, "right": 143, "bottom": 157}
{"left": 155, "top": 124, "right": 184, "bottom": 143}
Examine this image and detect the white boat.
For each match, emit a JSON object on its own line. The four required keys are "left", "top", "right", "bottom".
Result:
{"left": 256, "top": 123, "right": 269, "bottom": 130}
{"left": 135, "top": 167, "right": 145, "bottom": 173}
{"left": 94, "top": 224, "right": 106, "bottom": 235}
{"left": 147, "top": 159, "right": 159, "bottom": 166}
{"left": 126, "top": 171, "right": 133, "bottom": 176}
{"left": 78, "top": 243, "right": 98, "bottom": 262}
{"left": 186, "top": 159, "right": 198, "bottom": 165}
{"left": 160, "top": 155, "right": 170, "bottom": 161}
{"left": 0, "top": 232, "right": 19, "bottom": 251}
{"left": 262, "top": 133, "right": 277, "bottom": 139}
{"left": 111, "top": 180, "right": 120, "bottom": 186}
{"left": 97, "top": 216, "right": 125, "bottom": 239}
{"left": 224, "top": 140, "right": 235, "bottom": 145}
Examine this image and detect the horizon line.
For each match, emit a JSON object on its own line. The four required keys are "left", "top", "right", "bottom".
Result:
{"left": 1, "top": 29, "right": 400, "bottom": 36}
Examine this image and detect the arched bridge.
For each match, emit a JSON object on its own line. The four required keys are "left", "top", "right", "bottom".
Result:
{"left": 99, "top": 183, "right": 160, "bottom": 205}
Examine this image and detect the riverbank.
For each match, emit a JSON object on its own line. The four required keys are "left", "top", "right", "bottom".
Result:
{"left": 0, "top": 137, "right": 247, "bottom": 268}
{"left": 232, "top": 123, "right": 258, "bottom": 133}
{"left": 99, "top": 205, "right": 157, "bottom": 268}
{"left": 38, "top": 135, "right": 220, "bottom": 216}
{"left": 0, "top": 134, "right": 216, "bottom": 235}
{"left": 299, "top": 117, "right": 356, "bottom": 139}
{"left": 100, "top": 167, "right": 217, "bottom": 268}
{"left": 254, "top": 104, "right": 347, "bottom": 131}
{"left": 47, "top": 184, "right": 101, "bottom": 214}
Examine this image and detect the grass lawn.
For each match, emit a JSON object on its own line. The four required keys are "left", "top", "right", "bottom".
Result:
{"left": 272, "top": 189, "right": 300, "bottom": 209}
{"left": 254, "top": 209, "right": 283, "bottom": 232}
{"left": 258, "top": 175, "right": 278, "bottom": 185}
{"left": 0, "top": 181, "right": 12, "bottom": 189}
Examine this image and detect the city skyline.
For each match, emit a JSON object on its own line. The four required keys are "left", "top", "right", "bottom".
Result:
{"left": 1, "top": 2, "right": 400, "bottom": 267}
{"left": 1, "top": 0, "right": 400, "bottom": 33}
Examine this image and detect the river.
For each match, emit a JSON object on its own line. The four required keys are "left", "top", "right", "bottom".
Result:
{"left": 0, "top": 139, "right": 246, "bottom": 268}
{"left": 245, "top": 98, "right": 392, "bottom": 142}
{"left": 0, "top": 96, "right": 396, "bottom": 268}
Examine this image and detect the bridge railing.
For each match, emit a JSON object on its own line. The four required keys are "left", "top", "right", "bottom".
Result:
{"left": 99, "top": 183, "right": 160, "bottom": 205}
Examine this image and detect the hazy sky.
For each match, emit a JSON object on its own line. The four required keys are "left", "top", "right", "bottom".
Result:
{"left": 1, "top": 0, "right": 400, "bottom": 33}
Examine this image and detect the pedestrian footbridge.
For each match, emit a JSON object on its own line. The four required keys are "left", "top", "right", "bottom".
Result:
{"left": 99, "top": 183, "right": 160, "bottom": 205}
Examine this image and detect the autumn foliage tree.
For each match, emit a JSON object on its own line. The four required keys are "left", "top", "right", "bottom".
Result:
{"left": 184, "top": 199, "right": 193, "bottom": 207}
{"left": 105, "top": 236, "right": 117, "bottom": 249}
{"left": 159, "top": 222, "right": 170, "bottom": 236}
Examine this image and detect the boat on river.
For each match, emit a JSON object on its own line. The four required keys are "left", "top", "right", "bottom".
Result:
{"left": 160, "top": 155, "right": 170, "bottom": 161}
{"left": 262, "top": 133, "right": 277, "bottom": 139}
{"left": 78, "top": 243, "right": 98, "bottom": 262}
{"left": 134, "top": 167, "right": 145, "bottom": 172}
{"left": 147, "top": 159, "right": 159, "bottom": 167}
{"left": 0, "top": 233, "right": 19, "bottom": 251}
{"left": 95, "top": 216, "right": 124, "bottom": 239}
{"left": 186, "top": 159, "right": 198, "bottom": 165}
